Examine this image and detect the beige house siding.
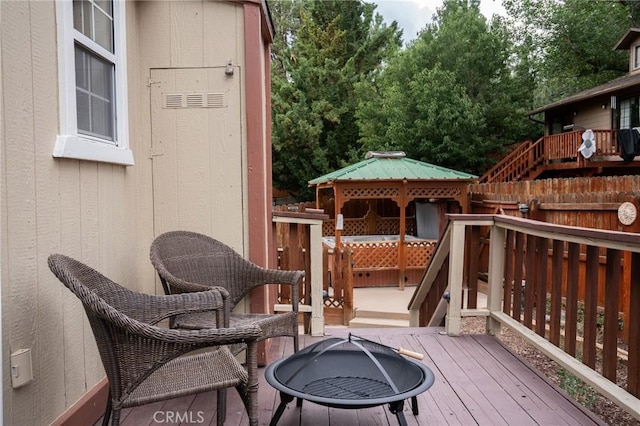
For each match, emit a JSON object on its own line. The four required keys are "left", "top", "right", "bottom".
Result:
{"left": 138, "top": 1, "right": 247, "bottom": 254}
{"left": 1, "top": 0, "right": 270, "bottom": 423}
{"left": 628, "top": 35, "right": 640, "bottom": 74}
{"left": 574, "top": 103, "right": 612, "bottom": 130}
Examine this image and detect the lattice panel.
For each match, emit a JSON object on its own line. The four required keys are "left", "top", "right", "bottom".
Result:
{"left": 405, "top": 241, "right": 436, "bottom": 267}
{"left": 344, "top": 219, "right": 368, "bottom": 235}
{"left": 376, "top": 218, "right": 400, "bottom": 234}
{"left": 406, "top": 221, "right": 415, "bottom": 235}
{"left": 407, "top": 187, "right": 461, "bottom": 198}
{"left": 323, "top": 220, "right": 334, "bottom": 236}
{"left": 324, "top": 297, "right": 343, "bottom": 308}
{"left": 322, "top": 219, "right": 372, "bottom": 236}
{"left": 342, "top": 187, "right": 400, "bottom": 198}
{"left": 348, "top": 242, "right": 399, "bottom": 269}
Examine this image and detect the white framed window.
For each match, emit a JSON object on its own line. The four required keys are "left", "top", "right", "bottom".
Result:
{"left": 634, "top": 45, "right": 640, "bottom": 70}
{"left": 54, "top": 0, "right": 134, "bottom": 165}
{"left": 619, "top": 97, "right": 640, "bottom": 129}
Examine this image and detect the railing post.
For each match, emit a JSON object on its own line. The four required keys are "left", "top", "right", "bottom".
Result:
{"left": 342, "top": 246, "right": 354, "bottom": 325}
{"left": 486, "top": 224, "right": 505, "bottom": 335}
{"left": 446, "top": 221, "right": 466, "bottom": 335}
{"left": 308, "top": 218, "right": 325, "bottom": 336}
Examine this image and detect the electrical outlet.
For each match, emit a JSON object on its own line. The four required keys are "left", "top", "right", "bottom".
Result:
{"left": 11, "top": 349, "right": 34, "bottom": 388}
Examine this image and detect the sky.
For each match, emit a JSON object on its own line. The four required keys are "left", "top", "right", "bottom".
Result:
{"left": 371, "top": 0, "right": 507, "bottom": 45}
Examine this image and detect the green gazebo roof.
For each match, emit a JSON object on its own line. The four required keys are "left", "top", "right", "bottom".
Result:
{"left": 308, "top": 151, "right": 477, "bottom": 186}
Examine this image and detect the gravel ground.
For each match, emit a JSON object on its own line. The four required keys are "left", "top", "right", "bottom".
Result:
{"left": 460, "top": 317, "right": 639, "bottom": 426}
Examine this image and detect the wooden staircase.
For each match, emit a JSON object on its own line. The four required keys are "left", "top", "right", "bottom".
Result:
{"left": 479, "top": 137, "right": 545, "bottom": 183}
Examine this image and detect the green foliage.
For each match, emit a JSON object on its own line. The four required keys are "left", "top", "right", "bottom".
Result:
{"left": 270, "top": 0, "right": 402, "bottom": 199}
{"left": 556, "top": 367, "right": 598, "bottom": 409}
{"left": 356, "top": 0, "right": 540, "bottom": 176}
{"left": 503, "top": 0, "right": 631, "bottom": 105}
{"left": 271, "top": 0, "right": 638, "bottom": 197}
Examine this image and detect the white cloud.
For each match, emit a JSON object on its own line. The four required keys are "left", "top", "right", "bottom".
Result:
{"left": 371, "top": 0, "right": 506, "bottom": 45}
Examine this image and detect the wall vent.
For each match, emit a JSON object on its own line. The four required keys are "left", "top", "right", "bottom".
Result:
{"left": 164, "top": 92, "right": 226, "bottom": 109}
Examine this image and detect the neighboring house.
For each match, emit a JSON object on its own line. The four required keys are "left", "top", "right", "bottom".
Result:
{"left": 1, "top": 0, "right": 275, "bottom": 424}
{"left": 482, "top": 28, "right": 640, "bottom": 183}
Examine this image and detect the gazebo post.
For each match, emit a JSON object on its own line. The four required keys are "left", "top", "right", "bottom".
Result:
{"left": 334, "top": 183, "right": 343, "bottom": 250}
{"left": 398, "top": 180, "right": 408, "bottom": 290}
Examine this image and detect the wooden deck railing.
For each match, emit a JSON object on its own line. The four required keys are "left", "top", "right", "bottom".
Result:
{"left": 272, "top": 210, "right": 327, "bottom": 336}
{"left": 480, "top": 129, "right": 621, "bottom": 183}
{"left": 545, "top": 130, "right": 618, "bottom": 161}
{"left": 322, "top": 245, "right": 355, "bottom": 325}
{"left": 273, "top": 209, "right": 355, "bottom": 328}
{"left": 410, "top": 214, "right": 640, "bottom": 421}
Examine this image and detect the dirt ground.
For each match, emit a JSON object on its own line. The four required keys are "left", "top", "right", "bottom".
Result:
{"left": 460, "top": 317, "right": 639, "bottom": 426}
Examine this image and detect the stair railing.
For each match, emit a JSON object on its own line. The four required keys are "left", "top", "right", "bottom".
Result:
{"left": 479, "top": 137, "right": 545, "bottom": 183}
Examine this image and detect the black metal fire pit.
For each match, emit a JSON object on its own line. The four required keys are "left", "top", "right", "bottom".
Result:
{"left": 264, "top": 333, "right": 435, "bottom": 426}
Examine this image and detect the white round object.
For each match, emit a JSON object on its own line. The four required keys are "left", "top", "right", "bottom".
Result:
{"left": 618, "top": 202, "right": 637, "bottom": 226}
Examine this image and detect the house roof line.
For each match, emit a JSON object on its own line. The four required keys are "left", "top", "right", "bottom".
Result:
{"left": 613, "top": 27, "right": 640, "bottom": 51}
{"left": 527, "top": 72, "right": 640, "bottom": 116}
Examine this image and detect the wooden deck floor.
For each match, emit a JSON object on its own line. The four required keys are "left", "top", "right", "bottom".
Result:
{"left": 109, "top": 327, "right": 605, "bottom": 426}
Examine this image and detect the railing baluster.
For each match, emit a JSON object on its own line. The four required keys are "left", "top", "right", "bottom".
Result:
{"left": 603, "top": 248, "right": 621, "bottom": 382}
{"left": 550, "top": 240, "right": 564, "bottom": 346}
{"left": 536, "top": 237, "right": 549, "bottom": 337}
{"left": 565, "top": 242, "right": 580, "bottom": 357}
{"left": 524, "top": 235, "right": 536, "bottom": 329}
{"left": 583, "top": 245, "right": 599, "bottom": 369}
{"left": 467, "top": 226, "right": 480, "bottom": 309}
{"left": 503, "top": 229, "right": 515, "bottom": 316}
{"left": 628, "top": 252, "right": 640, "bottom": 397}
{"left": 513, "top": 232, "right": 525, "bottom": 321}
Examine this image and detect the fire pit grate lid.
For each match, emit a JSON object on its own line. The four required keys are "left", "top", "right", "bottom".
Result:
{"left": 303, "top": 376, "right": 394, "bottom": 399}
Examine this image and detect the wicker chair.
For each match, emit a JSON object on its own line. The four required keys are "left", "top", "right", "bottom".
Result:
{"left": 48, "top": 254, "right": 261, "bottom": 426}
{"left": 149, "top": 231, "right": 304, "bottom": 354}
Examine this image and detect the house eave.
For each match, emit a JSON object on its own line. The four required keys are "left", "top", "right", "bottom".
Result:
{"left": 613, "top": 27, "right": 640, "bottom": 51}
{"left": 527, "top": 72, "right": 640, "bottom": 116}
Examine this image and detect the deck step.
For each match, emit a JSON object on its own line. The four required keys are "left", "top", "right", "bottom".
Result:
{"left": 353, "top": 309, "right": 409, "bottom": 321}
{"left": 348, "top": 309, "right": 410, "bottom": 328}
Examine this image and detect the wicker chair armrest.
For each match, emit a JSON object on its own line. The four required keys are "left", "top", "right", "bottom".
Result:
{"left": 156, "top": 267, "right": 232, "bottom": 298}
{"left": 261, "top": 269, "right": 304, "bottom": 312}
{"left": 159, "top": 273, "right": 232, "bottom": 300}
{"left": 263, "top": 269, "right": 305, "bottom": 286}
{"left": 110, "top": 311, "right": 262, "bottom": 346}
{"left": 233, "top": 264, "right": 303, "bottom": 304}
{"left": 120, "top": 290, "right": 228, "bottom": 325}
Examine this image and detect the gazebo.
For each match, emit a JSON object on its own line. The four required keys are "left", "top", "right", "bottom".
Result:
{"left": 309, "top": 151, "right": 477, "bottom": 289}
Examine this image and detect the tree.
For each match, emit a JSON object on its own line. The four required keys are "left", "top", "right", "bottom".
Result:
{"left": 503, "top": 0, "right": 631, "bottom": 104}
{"left": 270, "top": 0, "right": 402, "bottom": 199}
{"left": 356, "top": 0, "right": 539, "bottom": 176}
